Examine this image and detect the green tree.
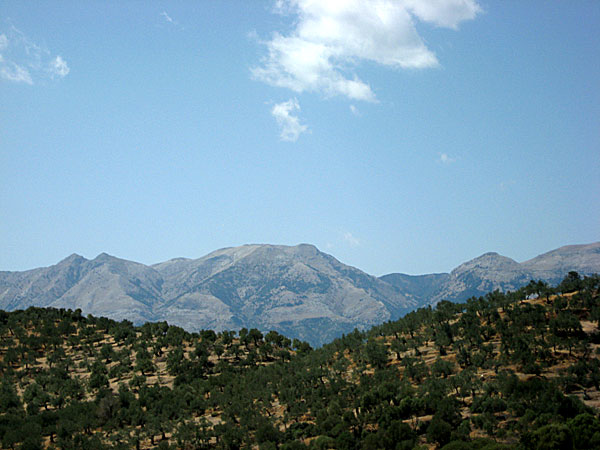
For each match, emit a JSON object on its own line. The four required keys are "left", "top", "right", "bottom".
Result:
{"left": 530, "top": 423, "right": 574, "bottom": 450}
{"left": 567, "top": 413, "right": 600, "bottom": 450}
{"left": 363, "top": 339, "right": 388, "bottom": 369}
{"left": 427, "top": 417, "right": 452, "bottom": 447}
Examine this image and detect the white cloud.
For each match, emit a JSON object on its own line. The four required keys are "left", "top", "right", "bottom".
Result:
{"left": 0, "top": 62, "right": 32, "bottom": 84}
{"left": 271, "top": 98, "right": 309, "bottom": 142}
{"left": 403, "top": 0, "right": 481, "bottom": 29}
{"left": 349, "top": 104, "right": 359, "bottom": 116}
{"left": 343, "top": 231, "right": 360, "bottom": 247}
{"left": 438, "top": 152, "right": 455, "bottom": 164}
{"left": 0, "top": 25, "right": 70, "bottom": 84}
{"left": 160, "top": 11, "right": 184, "bottom": 30}
{"left": 49, "top": 55, "right": 69, "bottom": 78}
{"left": 253, "top": 0, "right": 480, "bottom": 101}
{"left": 161, "top": 11, "right": 175, "bottom": 24}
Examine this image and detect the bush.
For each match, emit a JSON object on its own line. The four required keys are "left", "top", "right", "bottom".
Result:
{"left": 440, "top": 441, "right": 472, "bottom": 450}
{"left": 310, "top": 435, "right": 335, "bottom": 450}
{"left": 530, "top": 423, "right": 573, "bottom": 450}
{"left": 280, "top": 441, "right": 308, "bottom": 450}
{"left": 381, "top": 420, "right": 416, "bottom": 450}
{"left": 427, "top": 418, "right": 452, "bottom": 447}
{"left": 567, "top": 413, "right": 600, "bottom": 449}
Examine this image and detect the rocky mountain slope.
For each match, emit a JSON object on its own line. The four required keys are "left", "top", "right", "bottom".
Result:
{"left": 0, "top": 244, "right": 414, "bottom": 345}
{"left": 1, "top": 242, "right": 598, "bottom": 345}
{"left": 381, "top": 242, "right": 600, "bottom": 305}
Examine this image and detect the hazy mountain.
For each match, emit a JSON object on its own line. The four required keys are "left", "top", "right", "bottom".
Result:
{"left": 0, "top": 253, "right": 87, "bottom": 310}
{"left": 381, "top": 242, "right": 600, "bottom": 305}
{"left": 49, "top": 253, "right": 164, "bottom": 324}
{"left": 0, "top": 244, "right": 415, "bottom": 346}
{"left": 0, "top": 253, "right": 164, "bottom": 324}
{"left": 522, "top": 242, "right": 600, "bottom": 283}
{"left": 379, "top": 272, "right": 450, "bottom": 303}
{"left": 153, "top": 244, "right": 415, "bottom": 344}
{"left": 1, "top": 242, "right": 598, "bottom": 345}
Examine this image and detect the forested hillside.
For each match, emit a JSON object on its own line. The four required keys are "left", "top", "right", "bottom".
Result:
{"left": 1, "top": 272, "right": 600, "bottom": 449}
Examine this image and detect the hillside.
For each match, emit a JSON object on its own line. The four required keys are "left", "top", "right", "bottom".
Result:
{"left": 1, "top": 273, "right": 599, "bottom": 449}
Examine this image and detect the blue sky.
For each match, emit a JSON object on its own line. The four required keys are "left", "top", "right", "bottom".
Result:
{"left": 1, "top": 1, "right": 599, "bottom": 276}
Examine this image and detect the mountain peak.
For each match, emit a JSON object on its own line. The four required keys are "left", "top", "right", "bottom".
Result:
{"left": 93, "top": 252, "right": 119, "bottom": 262}
{"left": 452, "top": 252, "right": 520, "bottom": 274}
{"left": 294, "top": 243, "right": 320, "bottom": 254}
{"left": 522, "top": 242, "right": 600, "bottom": 278}
{"left": 58, "top": 253, "right": 86, "bottom": 265}
{"left": 480, "top": 251, "right": 500, "bottom": 257}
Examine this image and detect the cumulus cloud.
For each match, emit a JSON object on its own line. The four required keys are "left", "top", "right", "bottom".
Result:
{"left": 49, "top": 55, "right": 69, "bottom": 78}
{"left": 253, "top": 0, "right": 480, "bottom": 101}
{"left": 271, "top": 98, "right": 309, "bottom": 141}
{"left": 0, "top": 25, "right": 70, "bottom": 84}
{"left": 403, "top": 0, "right": 481, "bottom": 29}
{"left": 349, "top": 104, "right": 360, "bottom": 116}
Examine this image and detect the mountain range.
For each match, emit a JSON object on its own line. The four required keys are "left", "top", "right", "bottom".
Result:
{"left": 1, "top": 242, "right": 599, "bottom": 345}
{"left": 382, "top": 242, "right": 600, "bottom": 305}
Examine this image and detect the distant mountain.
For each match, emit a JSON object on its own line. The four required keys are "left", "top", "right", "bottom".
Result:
{"left": 0, "top": 244, "right": 415, "bottom": 346}
{"left": 152, "top": 244, "right": 414, "bottom": 344}
{"left": 0, "top": 252, "right": 163, "bottom": 324}
{"left": 521, "top": 242, "right": 600, "bottom": 282}
{"left": 381, "top": 242, "right": 600, "bottom": 305}
{"left": 379, "top": 272, "right": 450, "bottom": 303}
{"left": 1, "top": 242, "right": 598, "bottom": 345}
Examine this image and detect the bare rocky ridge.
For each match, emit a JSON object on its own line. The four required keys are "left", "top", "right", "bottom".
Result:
{"left": 153, "top": 244, "right": 416, "bottom": 344}
{"left": 522, "top": 242, "right": 600, "bottom": 281}
{"left": 0, "top": 244, "right": 415, "bottom": 346}
{"left": 1, "top": 242, "right": 598, "bottom": 345}
{"left": 381, "top": 242, "right": 600, "bottom": 305}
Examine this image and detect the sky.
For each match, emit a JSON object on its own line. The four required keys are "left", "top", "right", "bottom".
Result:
{"left": 1, "top": 1, "right": 599, "bottom": 276}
